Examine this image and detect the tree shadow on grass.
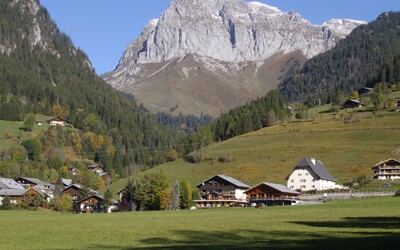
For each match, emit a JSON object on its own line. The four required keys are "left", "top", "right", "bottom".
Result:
{"left": 89, "top": 224, "right": 400, "bottom": 249}
{"left": 292, "top": 216, "right": 400, "bottom": 229}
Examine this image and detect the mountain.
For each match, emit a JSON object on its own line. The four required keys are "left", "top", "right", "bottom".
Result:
{"left": 103, "top": 0, "right": 365, "bottom": 116}
{"left": 0, "top": 0, "right": 176, "bottom": 172}
{"left": 279, "top": 12, "right": 400, "bottom": 103}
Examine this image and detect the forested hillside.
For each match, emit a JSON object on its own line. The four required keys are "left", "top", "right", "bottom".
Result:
{"left": 279, "top": 12, "right": 400, "bottom": 103}
{"left": 0, "top": 0, "right": 176, "bottom": 177}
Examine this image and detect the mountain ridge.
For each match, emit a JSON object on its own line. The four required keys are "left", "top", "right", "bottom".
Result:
{"left": 103, "top": 0, "right": 365, "bottom": 116}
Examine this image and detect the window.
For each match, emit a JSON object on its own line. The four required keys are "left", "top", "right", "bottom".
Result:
{"left": 300, "top": 179, "right": 306, "bottom": 183}
{"left": 305, "top": 173, "right": 309, "bottom": 176}
{"left": 300, "top": 185, "right": 306, "bottom": 189}
{"left": 291, "top": 180, "right": 294, "bottom": 183}
{"left": 298, "top": 173, "right": 302, "bottom": 176}
{"left": 290, "top": 186, "right": 294, "bottom": 189}
{"left": 312, "top": 185, "right": 315, "bottom": 188}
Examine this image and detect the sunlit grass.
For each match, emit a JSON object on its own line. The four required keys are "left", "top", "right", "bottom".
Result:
{"left": 0, "top": 197, "right": 399, "bottom": 249}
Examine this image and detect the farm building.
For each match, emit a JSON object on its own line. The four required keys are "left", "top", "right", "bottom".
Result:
{"left": 341, "top": 99, "right": 363, "bottom": 109}
{"left": 286, "top": 158, "right": 337, "bottom": 191}
{"left": 46, "top": 117, "right": 66, "bottom": 126}
{"left": 371, "top": 158, "right": 400, "bottom": 180}
{"left": 193, "top": 175, "right": 249, "bottom": 208}
{"left": 245, "top": 182, "right": 300, "bottom": 206}
{"left": 359, "top": 87, "right": 374, "bottom": 95}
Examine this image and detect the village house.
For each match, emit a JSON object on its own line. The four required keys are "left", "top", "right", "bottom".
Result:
{"left": 88, "top": 163, "right": 111, "bottom": 186}
{"left": 61, "top": 184, "right": 85, "bottom": 203}
{"left": 286, "top": 158, "right": 337, "bottom": 191}
{"left": 75, "top": 194, "right": 117, "bottom": 213}
{"left": 0, "top": 178, "right": 49, "bottom": 206}
{"left": 46, "top": 116, "right": 66, "bottom": 126}
{"left": 341, "top": 99, "right": 363, "bottom": 109}
{"left": 245, "top": 182, "right": 301, "bottom": 206}
{"left": 358, "top": 87, "right": 374, "bottom": 95}
{"left": 0, "top": 178, "right": 26, "bottom": 205}
{"left": 15, "top": 177, "right": 53, "bottom": 190}
{"left": 371, "top": 158, "right": 400, "bottom": 180}
{"left": 193, "top": 175, "right": 249, "bottom": 208}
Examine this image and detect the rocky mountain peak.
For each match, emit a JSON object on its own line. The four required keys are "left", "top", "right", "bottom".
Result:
{"left": 103, "top": 0, "right": 366, "bottom": 116}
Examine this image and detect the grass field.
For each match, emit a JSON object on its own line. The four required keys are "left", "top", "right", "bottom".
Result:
{"left": 0, "top": 197, "right": 399, "bottom": 249}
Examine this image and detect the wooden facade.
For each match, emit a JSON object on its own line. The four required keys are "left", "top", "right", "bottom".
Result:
{"left": 61, "top": 185, "right": 83, "bottom": 202}
{"left": 341, "top": 99, "right": 362, "bottom": 109}
{"left": 372, "top": 158, "right": 400, "bottom": 180}
{"left": 76, "top": 195, "right": 105, "bottom": 213}
{"left": 46, "top": 117, "right": 65, "bottom": 126}
{"left": 245, "top": 182, "right": 300, "bottom": 206}
{"left": 194, "top": 175, "right": 249, "bottom": 208}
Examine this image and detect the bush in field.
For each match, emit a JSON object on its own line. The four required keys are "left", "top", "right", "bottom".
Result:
{"left": 1, "top": 196, "right": 11, "bottom": 210}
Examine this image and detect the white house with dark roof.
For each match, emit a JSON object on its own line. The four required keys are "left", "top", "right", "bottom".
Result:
{"left": 286, "top": 158, "right": 337, "bottom": 191}
{"left": 193, "top": 174, "right": 250, "bottom": 208}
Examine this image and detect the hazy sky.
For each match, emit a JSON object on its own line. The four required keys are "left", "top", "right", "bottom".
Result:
{"left": 40, "top": 0, "right": 400, "bottom": 75}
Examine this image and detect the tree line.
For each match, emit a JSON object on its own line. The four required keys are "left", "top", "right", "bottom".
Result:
{"left": 279, "top": 12, "right": 400, "bottom": 104}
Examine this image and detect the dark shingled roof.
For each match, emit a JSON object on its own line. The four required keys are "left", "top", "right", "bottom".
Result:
{"left": 287, "top": 158, "right": 336, "bottom": 182}
{"left": 245, "top": 182, "right": 300, "bottom": 195}
{"left": 196, "top": 175, "right": 250, "bottom": 189}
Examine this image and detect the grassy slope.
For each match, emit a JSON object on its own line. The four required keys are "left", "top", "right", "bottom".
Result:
{"left": 143, "top": 109, "right": 400, "bottom": 188}
{"left": 0, "top": 197, "right": 399, "bottom": 249}
{"left": 0, "top": 115, "right": 54, "bottom": 150}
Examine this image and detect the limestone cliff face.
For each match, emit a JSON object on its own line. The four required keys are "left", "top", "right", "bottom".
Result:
{"left": 103, "top": 0, "right": 366, "bottom": 116}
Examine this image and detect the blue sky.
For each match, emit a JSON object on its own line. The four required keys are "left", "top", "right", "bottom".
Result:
{"left": 40, "top": 0, "right": 400, "bottom": 75}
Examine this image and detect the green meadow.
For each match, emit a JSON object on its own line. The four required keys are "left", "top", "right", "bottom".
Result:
{"left": 142, "top": 110, "right": 400, "bottom": 188}
{"left": 0, "top": 197, "right": 399, "bottom": 249}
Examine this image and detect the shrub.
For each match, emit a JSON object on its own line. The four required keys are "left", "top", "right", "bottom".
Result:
{"left": 1, "top": 196, "right": 11, "bottom": 210}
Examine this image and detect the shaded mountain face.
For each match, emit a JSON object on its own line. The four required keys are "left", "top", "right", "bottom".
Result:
{"left": 278, "top": 12, "right": 400, "bottom": 104}
{"left": 103, "top": 0, "right": 365, "bottom": 117}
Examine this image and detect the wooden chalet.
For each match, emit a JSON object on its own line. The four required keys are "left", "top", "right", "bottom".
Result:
{"left": 244, "top": 182, "right": 300, "bottom": 206}
{"left": 46, "top": 116, "right": 66, "bottom": 126}
{"left": 99, "top": 172, "right": 112, "bottom": 185}
{"left": 193, "top": 175, "right": 250, "bottom": 208}
{"left": 75, "top": 194, "right": 117, "bottom": 213}
{"left": 88, "top": 164, "right": 111, "bottom": 186}
{"left": 371, "top": 158, "right": 400, "bottom": 180}
{"left": 61, "top": 184, "right": 85, "bottom": 203}
{"left": 359, "top": 87, "right": 374, "bottom": 95}
{"left": 341, "top": 99, "right": 363, "bottom": 109}
{"left": 88, "top": 163, "right": 105, "bottom": 174}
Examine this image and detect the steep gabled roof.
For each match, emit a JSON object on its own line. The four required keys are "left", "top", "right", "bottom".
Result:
{"left": 196, "top": 175, "right": 250, "bottom": 189}
{"left": 0, "top": 178, "right": 25, "bottom": 190}
{"left": 287, "top": 158, "right": 336, "bottom": 182}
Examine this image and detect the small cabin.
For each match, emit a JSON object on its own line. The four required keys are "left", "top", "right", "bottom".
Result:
{"left": 341, "top": 99, "right": 363, "bottom": 109}
{"left": 46, "top": 117, "right": 65, "bottom": 126}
